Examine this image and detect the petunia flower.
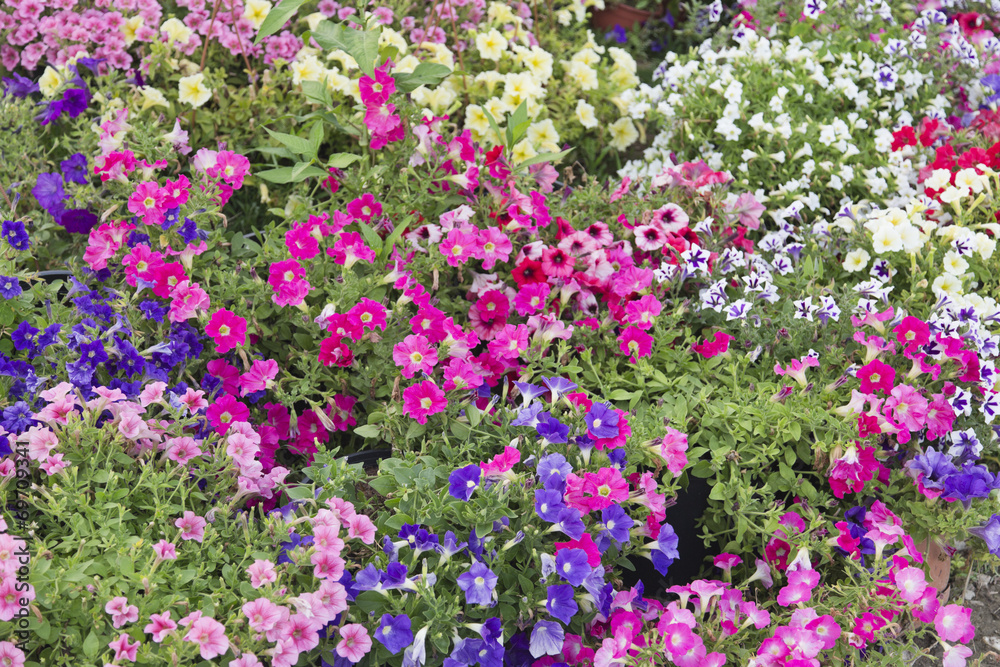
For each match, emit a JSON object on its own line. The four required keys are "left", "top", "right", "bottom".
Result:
{"left": 457, "top": 562, "right": 498, "bottom": 605}
{"left": 448, "top": 465, "right": 482, "bottom": 502}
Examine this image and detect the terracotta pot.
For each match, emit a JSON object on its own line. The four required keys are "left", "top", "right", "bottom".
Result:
{"left": 590, "top": 2, "right": 654, "bottom": 31}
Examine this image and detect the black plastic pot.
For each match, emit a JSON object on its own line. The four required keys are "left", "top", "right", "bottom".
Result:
{"left": 18, "top": 269, "right": 75, "bottom": 296}
{"left": 343, "top": 448, "right": 392, "bottom": 470}
{"left": 622, "top": 474, "right": 711, "bottom": 595}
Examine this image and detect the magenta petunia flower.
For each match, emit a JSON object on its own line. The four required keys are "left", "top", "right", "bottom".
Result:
{"left": 347, "top": 298, "right": 388, "bottom": 332}
{"left": 347, "top": 193, "right": 382, "bottom": 222}
{"left": 392, "top": 334, "right": 438, "bottom": 378}
{"left": 205, "top": 309, "right": 247, "bottom": 354}
{"left": 617, "top": 326, "right": 653, "bottom": 362}
{"left": 402, "top": 380, "right": 447, "bottom": 425}
{"left": 239, "top": 359, "right": 279, "bottom": 396}
{"left": 857, "top": 359, "right": 896, "bottom": 395}
{"left": 206, "top": 394, "right": 250, "bottom": 435}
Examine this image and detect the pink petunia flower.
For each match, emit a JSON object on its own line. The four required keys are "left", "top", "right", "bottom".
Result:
{"left": 144, "top": 611, "right": 178, "bottom": 643}
{"left": 0, "top": 642, "right": 25, "bottom": 667}
{"left": 336, "top": 624, "right": 372, "bottom": 663}
{"left": 109, "top": 633, "right": 140, "bottom": 662}
{"left": 174, "top": 511, "right": 208, "bottom": 543}
{"left": 183, "top": 616, "right": 230, "bottom": 660}
{"left": 934, "top": 604, "right": 975, "bottom": 643}
{"left": 618, "top": 326, "right": 653, "bottom": 362}
{"left": 243, "top": 598, "right": 286, "bottom": 634}
{"left": 402, "top": 380, "right": 447, "bottom": 424}
{"left": 347, "top": 298, "right": 388, "bottom": 332}
{"left": 205, "top": 309, "right": 248, "bottom": 354}
{"left": 392, "top": 334, "right": 438, "bottom": 378}
{"left": 105, "top": 597, "right": 139, "bottom": 629}
{"left": 153, "top": 540, "right": 177, "bottom": 562}
{"left": 127, "top": 181, "right": 166, "bottom": 224}
{"left": 440, "top": 229, "right": 477, "bottom": 267}
{"left": 347, "top": 193, "right": 382, "bottom": 221}
{"left": 247, "top": 559, "right": 278, "bottom": 588}
{"left": 239, "top": 359, "right": 279, "bottom": 396}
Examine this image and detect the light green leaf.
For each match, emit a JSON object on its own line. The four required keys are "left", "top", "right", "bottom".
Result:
{"left": 83, "top": 631, "right": 100, "bottom": 658}
{"left": 356, "top": 221, "right": 383, "bottom": 252}
{"left": 328, "top": 153, "right": 362, "bottom": 169}
{"left": 254, "top": 0, "right": 308, "bottom": 44}
{"left": 307, "top": 122, "right": 324, "bottom": 159}
{"left": 354, "top": 424, "right": 381, "bottom": 439}
{"left": 264, "top": 127, "right": 314, "bottom": 156}
{"left": 516, "top": 147, "right": 574, "bottom": 169}
{"left": 313, "top": 21, "right": 383, "bottom": 77}
{"left": 394, "top": 62, "right": 453, "bottom": 93}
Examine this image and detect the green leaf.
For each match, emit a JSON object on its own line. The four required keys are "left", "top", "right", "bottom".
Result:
{"left": 254, "top": 0, "right": 308, "bottom": 44}
{"left": 480, "top": 106, "right": 505, "bottom": 149}
{"left": 356, "top": 221, "right": 384, "bottom": 252}
{"left": 354, "top": 424, "right": 381, "bottom": 439}
{"left": 286, "top": 485, "right": 315, "bottom": 501}
{"left": 449, "top": 421, "right": 471, "bottom": 440}
{"left": 328, "top": 153, "right": 362, "bottom": 169}
{"left": 264, "top": 127, "right": 314, "bottom": 156}
{"left": 516, "top": 147, "right": 574, "bottom": 169}
{"left": 307, "top": 122, "right": 325, "bottom": 159}
{"left": 256, "top": 165, "right": 330, "bottom": 184}
{"left": 367, "top": 476, "right": 396, "bottom": 495}
{"left": 313, "top": 21, "right": 383, "bottom": 77}
{"left": 300, "top": 80, "right": 332, "bottom": 106}
{"left": 291, "top": 160, "right": 321, "bottom": 180}
{"left": 82, "top": 631, "right": 100, "bottom": 658}
{"left": 394, "top": 62, "right": 453, "bottom": 93}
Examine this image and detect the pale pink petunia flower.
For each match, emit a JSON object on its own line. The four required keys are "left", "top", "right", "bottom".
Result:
{"left": 336, "top": 624, "right": 372, "bottom": 663}
{"left": 174, "top": 511, "right": 208, "bottom": 542}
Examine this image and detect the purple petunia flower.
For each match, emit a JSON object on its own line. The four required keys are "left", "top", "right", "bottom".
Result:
{"left": 60, "top": 153, "right": 89, "bottom": 185}
{"left": 57, "top": 208, "right": 98, "bottom": 234}
{"left": 61, "top": 88, "right": 91, "bottom": 118}
{"left": 535, "top": 412, "right": 569, "bottom": 444}
{"left": 2, "top": 73, "right": 39, "bottom": 98}
{"left": 449, "top": 464, "right": 482, "bottom": 501}
{"left": 551, "top": 507, "right": 585, "bottom": 540}
{"left": 585, "top": 403, "right": 619, "bottom": 439}
{"left": 541, "top": 376, "right": 577, "bottom": 402}
{"left": 457, "top": 562, "right": 498, "bottom": 606}
{"left": 600, "top": 505, "right": 634, "bottom": 543}
{"left": 0, "top": 276, "right": 21, "bottom": 300}
{"left": 651, "top": 523, "right": 680, "bottom": 575}
{"left": 969, "top": 514, "right": 1000, "bottom": 557}
{"left": 374, "top": 613, "right": 413, "bottom": 654}
{"left": 1, "top": 220, "right": 29, "bottom": 251}
{"left": 534, "top": 489, "right": 566, "bottom": 523}
{"left": 513, "top": 381, "right": 547, "bottom": 405}
{"left": 529, "top": 620, "right": 564, "bottom": 658}
{"left": 555, "top": 548, "right": 591, "bottom": 587}
{"left": 545, "top": 584, "right": 578, "bottom": 624}
{"left": 32, "top": 173, "right": 66, "bottom": 214}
